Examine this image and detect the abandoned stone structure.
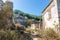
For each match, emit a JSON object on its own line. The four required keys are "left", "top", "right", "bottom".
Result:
{"left": 5, "top": 0, "right": 13, "bottom": 27}
{"left": 0, "top": 0, "right": 13, "bottom": 28}
{"left": 42, "top": 0, "right": 60, "bottom": 31}
{"left": 30, "top": 20, "right": 42, "bottom": 30}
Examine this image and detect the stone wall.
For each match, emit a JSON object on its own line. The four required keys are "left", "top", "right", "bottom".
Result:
{"left": 42, "top": 0, "right": 60, "bottom": 31}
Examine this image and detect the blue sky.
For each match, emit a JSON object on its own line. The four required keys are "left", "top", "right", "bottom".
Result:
{"left": 11, "top": 0, "right": 50, "bottom": 16}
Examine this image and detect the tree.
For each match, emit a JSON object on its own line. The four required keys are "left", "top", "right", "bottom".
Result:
{"left": 26, "top": 19, "right": 34, "bottom": 26}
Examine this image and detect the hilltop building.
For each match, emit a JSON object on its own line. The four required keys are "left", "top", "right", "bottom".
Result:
{"left": 42, "top": 0, "right": 60, "bottom": 31}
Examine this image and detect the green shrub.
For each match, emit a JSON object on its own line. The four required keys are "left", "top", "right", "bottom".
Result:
{"left": 43, "top": 28, "right": 60, "bottom": 40}
{"left": 0, "top": 30, "right": 18, "bottom": 40}
{"left": 0, "top": 29, "right": 33, "bottom": 40}
{"left": 37, "top": 28, "right": 60, "bottom": 40}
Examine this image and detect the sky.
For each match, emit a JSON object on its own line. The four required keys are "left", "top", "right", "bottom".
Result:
{"left": 3, "top": 0, "right": 50, "bottom": 16}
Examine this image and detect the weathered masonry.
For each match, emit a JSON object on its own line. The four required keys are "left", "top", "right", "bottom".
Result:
{"left": 42, "top": 0, "right": 60, "bottom": 31}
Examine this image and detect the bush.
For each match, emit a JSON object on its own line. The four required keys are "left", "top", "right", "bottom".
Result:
{"left": 0, "top": 29, "right": 33, "bottom": 40}
{"left": 42, "top": 28, "right": 60, "bottom": 40}
{"left": 26, "top": 19, "right": 34, "bottom": 26}
{"left": 0, "top": 30, "right": 18, "bottom": 40}
{"left": 36, "top": 28, "right": 60, "bottom": 40}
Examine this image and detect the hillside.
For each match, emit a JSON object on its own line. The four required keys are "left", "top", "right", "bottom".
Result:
{"left": 14, "top": 10, "right": 42, "bottom": 21}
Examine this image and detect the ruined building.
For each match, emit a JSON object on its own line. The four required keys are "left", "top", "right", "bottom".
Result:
{"left": 42, "top": 0, "right": 60, "bottom": 31}
{"left": 0, "top": 0, "right": 13, "bottom": 29}
{"left": 5, "top": 0, "right": 13, "bottom": 28}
